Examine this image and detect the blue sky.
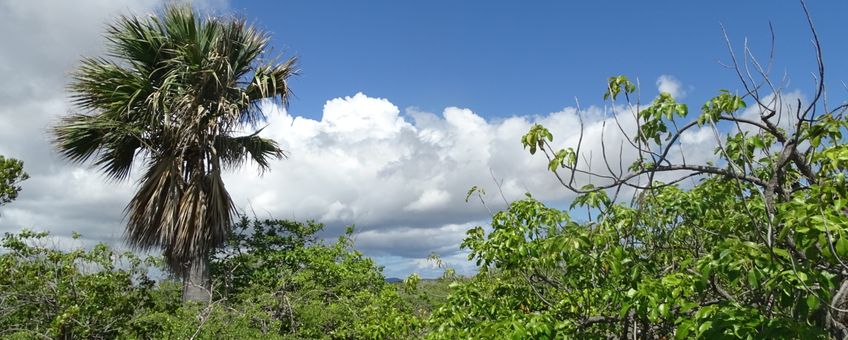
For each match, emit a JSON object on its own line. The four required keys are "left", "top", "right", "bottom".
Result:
{"left": 235, "top": 1, "right": 848, "bottom": 120}
{"left": 1, "top": 1, "right": 846, "bottom": 279}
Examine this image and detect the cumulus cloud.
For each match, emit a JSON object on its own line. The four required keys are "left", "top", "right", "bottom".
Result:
{"left": 355, "top": 222, "right": 477, "bottom": 258}
{"left": 405, "top": 189, "right": 452, "bottom": 212}
{"left": 4, "top": 83, "right": 640, "bottom": 276}
{"left": 657, "top": 74, "right": 687, "bottom": 99}
{"left": 219, "top": 94, "right": 576, "bottom": 271}
{"left": 215, "top": 93, "right": 676, "bottom": 276}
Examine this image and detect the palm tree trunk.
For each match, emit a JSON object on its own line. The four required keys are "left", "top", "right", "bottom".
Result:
{"left": 182, "top": 253, "right": 211, "bottom": 302}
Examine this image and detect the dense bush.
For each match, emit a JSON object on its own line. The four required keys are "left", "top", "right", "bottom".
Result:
{"left": 209, "top": 218, "right": 423, "bottom": 339}
{"left": 0, "top": 220, "right": 423, "bottom": 339}
{"left": 0, "top": 156, "right": 27, "bottom": 208}
{"left": 0, "top": 230, "right": 161, "bottom": 339}
{"left": 428, "top": 40, "right": 848, "bottom": 339}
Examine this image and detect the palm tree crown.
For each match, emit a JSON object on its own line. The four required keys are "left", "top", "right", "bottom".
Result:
{"left": 53, "top": 5, "right": 296, "bottom": 289}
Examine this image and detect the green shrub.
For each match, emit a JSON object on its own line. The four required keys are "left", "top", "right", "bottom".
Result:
{"left": 0, "top": 219, "right": 425, "bottom": 339}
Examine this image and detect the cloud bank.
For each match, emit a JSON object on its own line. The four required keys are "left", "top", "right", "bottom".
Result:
{"left": 0, "top": 0, "right": 720, "bottom": 278}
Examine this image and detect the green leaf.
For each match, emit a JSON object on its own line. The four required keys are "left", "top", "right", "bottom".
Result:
{"left": 836, "top": 237, "right": 848, "bottom": 258}
{"left": 807, "top": 294, "right": 821, "bottom": 312}
{"left": 675, "top": 322, "right": 691, "bottom": 339}
{"left": 747, "top": 270, "right": 758, "bottom": 287}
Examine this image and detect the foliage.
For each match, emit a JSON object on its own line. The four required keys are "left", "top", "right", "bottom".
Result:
{"left": 51, "top": 4, "right": 297, "bottom": 298}
{"left": 0, "top": 155, "right": 28, "bottom": 207}
{"left": 395, "top": 254, "right": 463, "bottom": 331}
{"left": 0, "top": 230, "right": 162, "bottom": 339}
{"left": 432, "top": 42, "right": 848, "bottom": 339}
{"left": 0, "top": 219, "right": 422, "bottom": 339}
{"left": 210, "top": 218, "right": 423, "bottom": 339}
{"left": 400, "top": 276, "right": 459, "bottom": 317}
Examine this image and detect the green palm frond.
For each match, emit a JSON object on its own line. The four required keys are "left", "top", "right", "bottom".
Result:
{"left": 70, "top": 58, "right": 151, "bottom": 116}
{"left": 53, "top": 112, "right": 145, "bottom": 180}
{"left": 215, "top": 131, "right": 284, "bottom": 171}
{"left": 93, "top": 131, "right": 142, "bottom": 181}
{"left": 220, "top": 19, "right": 268, "bottom": 81}
{"left": 105, "top": 14, "right": 167, "bottom": 73}
{"left": 53, "top": 114, "right": 108, "bottom": 164}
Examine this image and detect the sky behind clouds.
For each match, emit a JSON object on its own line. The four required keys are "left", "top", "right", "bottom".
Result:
{"left": 0, "top": 1, "right": 845, "bottom": 278}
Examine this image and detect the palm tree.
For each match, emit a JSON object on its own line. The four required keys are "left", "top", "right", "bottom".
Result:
{"left": 53, "top": 5, "right": 296, "bottom": 302}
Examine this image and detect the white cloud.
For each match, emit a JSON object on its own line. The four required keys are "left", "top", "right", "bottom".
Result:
{"left": 222, "top": 94, "right": 615, "bottom": 230}
{"left": 738, "top": 90, "right": 805, "bottom": 133}
{"left": 214, "top": 94, "right": 665, "bottom": 276}
{"left": 354, "top": 222, "right": 476, "bottom": 258}
{"left": 680, "top": 127, "right": 712, "bottom": 145}
{"left": 405, "top": 189, "right": 452, "bottom": 212}
{"left": 657, "top": 74, "right": 687, "bottom": 99}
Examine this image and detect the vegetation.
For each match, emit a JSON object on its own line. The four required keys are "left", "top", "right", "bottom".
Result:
{"left": 0, "top": 220, "right": 421, "bottom": 339}
{"left": 429, "top": 5, "right": 848, "bottom": 338}
{"left": 2, "top": 2, "right": 847, "bottom": 339}
{"left": 51, "top": 5, "right": 297, "bottom": 301}
{"left": 0, "top": 155, "right": 28, "bottom": 208}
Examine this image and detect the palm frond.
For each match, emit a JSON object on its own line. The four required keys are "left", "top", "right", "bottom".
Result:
{"left": 93, "top": 132, "right": 142, "bottom": 181}
{"left": 69, "top": 58, "right": 151, "bottom": 117}
{"left": 215, "top": 130, "right": 284, "bottom": 171}
{"left": 53, "top": 114, "right": 107, "bottom": 164}
{"left": 245, "top": 57, "right": 298, "bottom": 104}
{"left": 221, "top": 18, "right": 268, "bottom": 81}
{"left": 124, "top": 155, "right": 181, "bottom": 250}
{"left": 127, "top": 158, "right": 234, "bottom": 275}
{"left": 53, "top": 112, "right": 145, "bottom": 180}
{"left": 105, "top": 14, "right": 166, "bottom": 73}
{"left": 240, "top": 57, "right": 298, "bottom": 124}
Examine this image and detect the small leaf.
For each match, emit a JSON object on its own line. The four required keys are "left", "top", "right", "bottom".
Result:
{"left": 658, "top": 303, "right": 669, "bottom": 317}
{"left": 676, "top": 323, "right": 691, "bottom": 340}
{"left": 747, "top": 270, "right": 758, "bottom": 287}
{"left": 836, "top": 237, "right": 848, "bottom": 258}
{"left": 807, "top": 294, "right": 821, "bottom": 312}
